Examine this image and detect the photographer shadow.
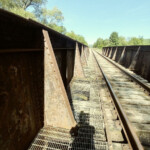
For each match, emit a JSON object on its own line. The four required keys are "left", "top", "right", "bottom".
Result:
{"left": 70, "top": 111, "right": 95, "bottom": 149}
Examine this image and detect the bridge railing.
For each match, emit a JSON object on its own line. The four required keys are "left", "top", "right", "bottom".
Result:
{"left": 103, "top": 46, "right": 150, "bottom": 82}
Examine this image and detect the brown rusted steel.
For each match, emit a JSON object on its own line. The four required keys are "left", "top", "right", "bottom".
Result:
{"left": 112, "top": 47, "right": 118, "bottom": 60}
{"left": 102, "top": 45, "right": 150, "bottom": 82}
{"left": 0, "top": 48, "right": 76, "bottom": 54}
{"left": 105, "top": 48, "right": 109, "bottom": 57}
{"left": 84, "top": 47, "right": 89, "bottom": 62}
{"left": 102, "top": 48, "right": 106, "bottom": 55}
{"left": 54, "top": 48, "right": 75, "bottom": 50}
{"left": 118, "top": 46, "right": 126, "bottom": 64}
{"left": 99, "top": 52, "right": 150, "bottom": 93}
{"left": 0, "top": 47, "right": 44, "bottom": 150}
{"left": 81, "top": 45, "right": 87, "bottom": 66}
{"left": 43, "top": 30, "right": 76, "bottom": 129}
{"left": 129, "top": 46, "right": 141, "bottom": 70}
{"left": 108, "top": 47, "right": 112, "bottom": 58}
{"left": 73, "top": 42, "right": 85, "bottom": 78}
{"left": 93, "top": 51, "right": 144, "bottom": 150}
{"left": 0, "top": 49, "right": 43, "bottom": 53}
{"left": 83, "top": 46, "right": 88, "bottom": 64}
{"left": 104, "top": 48, "right": 107, "bottom": 55}
{"left": 0, "top": 8, "right": 88, "bottom": 150}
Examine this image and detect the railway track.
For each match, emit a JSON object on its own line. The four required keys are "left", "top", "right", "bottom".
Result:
{"left": 29, "top": 48, "right": 131, "bottom": 150}
{"left": 1, "top": 9, "right": 150, "bottom": 150}
{"left": 93, "top": 49, "right": 150, "bottom": 150}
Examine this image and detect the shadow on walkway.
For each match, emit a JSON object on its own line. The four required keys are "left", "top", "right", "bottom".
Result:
{"left": 70, "top": 111, "right": 95, "bottom": 149}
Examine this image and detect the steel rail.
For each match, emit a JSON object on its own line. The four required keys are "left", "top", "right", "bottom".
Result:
{"left": 96, "top": 51, "right": 150, "bottom": 93}
{"left": 92, "top": 51, "right": 143, "bottom": 150}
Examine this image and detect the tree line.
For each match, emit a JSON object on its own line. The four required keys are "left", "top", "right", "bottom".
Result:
{"left": 0, "top": 0, "right": 88, "bottom": 45}
{"left": 93, "top": 32, "right": 150, "bottom": 48}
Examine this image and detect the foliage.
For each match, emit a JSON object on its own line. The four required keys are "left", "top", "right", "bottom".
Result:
{"left": 93, "top": 38, "right": 104, "bottom": 48}
{"left": 128, "top": 37, "right": 143, "bottom": 45}
{"left": 0, "top": 0, "right": 15, "bottom": 9}
{"left": 34, "top": 7, "right": 66, "bottom": 34}
{"left": 103, "top": 39, "right": 110, "bottom": 47}
{"left": 118, "top": 36, "right": 127, "bottom": 46}
{"left": 93, "top": 32, "right": 148, "bottom": 48}
{"left": 93, "top": 38, "right": 110, "bottom": 48}
{"left": 66, "top": 31, "right": 88, "bottom": 45}
{"left": 109, "top": 32, "right": 119, "bottom": 46}
{"left": 143, "top": 39, "right": 150, "bottom": 45}
{"left": 21, "top": 0, "right": 46, "bottom": 10}
{"left": 0, "top": 0, "right": 87, "bottom": 44}
{"left": 0, "top": 0, "right": 46, "bottom": 10}
{"left": 35, "top": 7, "right": 64, "bottom": 25}
{"left": 10, "top": 8, "right": 37, "bottom": 20}
{"left": 0, "top": 0, "right": 37, "bottom": 20}
{"left": 49, "top": 24, "right": 67, "bottom": 34}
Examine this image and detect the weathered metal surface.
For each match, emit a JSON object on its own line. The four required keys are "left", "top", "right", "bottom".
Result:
{"left": 0, "top": 49, "right": 43, "bottom": 53}
{"left": 108, "top": 47, "right": 112, "bottom": 58}
{"left": 28, "top": 126, "right": 72, "bottom": 149}
{"left": 0, "top": 8, "right": 89, "bottom": 150}
{"left": 43, "top": 30, "right": 76, "bottom": 129}
{"left": 94, "top": 51, "right": 149, "bottom": 149}
{"left": 69, "top": 49, "right": 109, "bottom": 149}
{"left": 54, "top": 50, "right": 67, "bottom": 88}
{"left": 83, "top": 46, "right": 88, "bottom": 64}
{"left": 99, "top": 52, "right": 150, "bottom": 97}
{"left": 81, "top": 45, "right": 87, "bottom": 66}
{"left": 73, "top": 43, "right": 85, "bottom": 78}
{"left": 0, "top": 9, "right": 87, "bottom": 50}
{"left": 105, "top": 48, "right": 109, "bottom": 57}
{"left": 129, "top": 46, "right": 141, "bottom": 70}
{"left": 112, "top": 47, "right": 118, "bottom": 60}
{"left": 84, "top": 47, "right": 90, "bottom": 62}
{"left": 66, "top": 49, "right": 75, "bottom": 85}
{"left": 114, "top": 47, "right": 123, "bottom": 62}
{"left": 118, "top": 47, "right": 126, "bottom": 64}
{"left": 103, "top": 46, "right": 150, "bottom": 82}
{"left": 0, "top": 51, "right": 44, "bottom": 150}
{"left": 0, "top": 8, "right": 88, "bottom": 87}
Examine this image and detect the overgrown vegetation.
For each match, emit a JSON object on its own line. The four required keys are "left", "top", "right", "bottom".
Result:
{"left": 0, "top": 0, "right": 88, "bottom": 45}
{"left": 93, "top": 32, "right": 150, "bottom": 48}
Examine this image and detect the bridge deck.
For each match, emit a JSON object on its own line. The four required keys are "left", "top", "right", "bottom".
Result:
{"left": 28, "top": 49, "right": 129, "bottom": 150}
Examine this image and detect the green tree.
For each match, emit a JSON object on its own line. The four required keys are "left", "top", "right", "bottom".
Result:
{"left": 0, "top": 0, "right": 15, "bottom": 9}
{"left": 109, "top": 32, "right": 119, "bottom": 46}
{"left": 0, "top": 0, "right": 66, "bottom": 34}
{"left": 10, "top": 8, "right": 37, "bottom": 20}
{"left": 93, "top": 38, "right": 104, "bottom": 48}
{"left": 34, "top": 7, "right": 66, "bottom": 34}
{"left": 93, "top": 38, "right": 110, "bottom": 48}
{"left": 66, "top": 31, "right": 77, "bottom": 39}
{"left": 0, "top": 0, "right": 87, "bottom": 43}
{"left": 118, "top": 36, "right": 127, "bottom": 46}
{"left": 103, "top": 39, "right": 110, "bottom": 47}
{"left": 50, "top": 24, "right": 67, "bottom": 34}
{"left": 0, "top": 0, "right": 46, "bottom": 10}
{"left": 128, "top": 37, "right": 143, "bottom": 45}
{"left": 66, "top": 31, "right": 88, "bottom": 45}
{"left": 93, "top": 33, "right": 148, "bottom": 47}
{"left": 35, "top": 7, "right": 64, "bottom": 25}
{"left": 143, "top": 39, "right": 150, "bottom": 45}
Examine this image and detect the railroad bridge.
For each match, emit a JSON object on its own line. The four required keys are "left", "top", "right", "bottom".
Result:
{"left": 0, "top": 9, "right": 150, "bottom": 150}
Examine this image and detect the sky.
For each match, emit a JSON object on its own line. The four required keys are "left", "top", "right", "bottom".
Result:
{"left": 46, "top": 0, "right": 150, "bottom": 45}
